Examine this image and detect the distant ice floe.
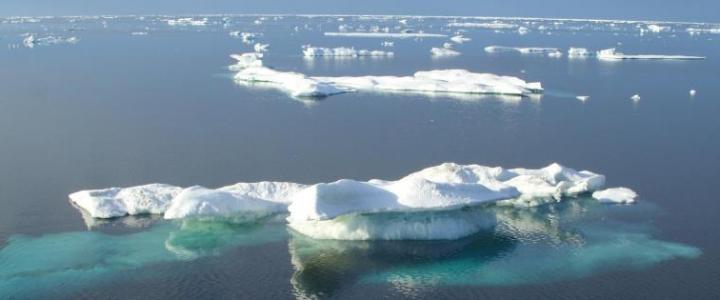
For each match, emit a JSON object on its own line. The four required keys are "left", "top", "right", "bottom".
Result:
{"left": 22, "top": 34, "right": 79, "bottom": 48}
{"left": 230, "top": 52, "right": 542, "bottom": 98}
{"left": 229, "top": 31, "right": 259, "bottom": 43}
{"left": 485, "top": 45, "right": 563, "bottom": 57}
{"left": 130, "top": 31, "right": 148, "bottom": 36}
{"left": 597, "top": 48, "right": 705, "bottom": 60}
{"left": 166, "top": 17, "right": 207, "bottom": 26}
{"left": 686, "top": 27, "right": 720, "bottom": 35}
{"left": 644, "top": 24, "right": 669, "bottom": 33}
{"left": 450, "top": 35, "right": 471, "bottom": 43}
{"left": 324, "top": 32, "right": 447, "bottom": 38}
{"left": 447, "top": 22, "right": 518, "bottom": 30}
{"left": 303, "top": 46, "right": 394, "bottom": 57}
{"left": 592, "top": 187, "right": 637, "bottom": 204}
{"left": 568, "top": 47, "right": 592, "bottom": 58}
{"left": 69, "top": 162, "right": 636, "bottom": 240}
{"left": 253, "top": 43, "right": 269, "bottom": 52}
{"left": 431, "top": 43, "right": 461, "bottom": 57}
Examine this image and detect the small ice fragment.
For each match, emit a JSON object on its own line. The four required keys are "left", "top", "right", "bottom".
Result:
{"left": 254, "top": 43, "right": 269, "bottom": 53}
{"left": 597, "top": 48, "right": 705, "bottom": 60}
{"left": 576, "top": 96, "right": 590, "bottom": 101}
{"left": 592, "top": 187, "right": 637, "bottom": 204}
{"left": 631, "top": 94, "right": 641, "bottom": 101}
{"left": 450, "top": 35, "right": 471, "bottom": 43}
{"left": 431, "top": 47, "right": 461, "bottom": 57}
{"left": 568, "top": 47, "right": 591, "bottom": 58}
{"left": 167, "top": 18, "right": 207, "bottom": 26}
{"left": 381, "top": 41, "right": 394, "bottom": 47}
{"left": 689, "top": 89, "right": 697, "bottom": 96}
{"left": 131, "top": 31, "right": 148, "bottom": 36}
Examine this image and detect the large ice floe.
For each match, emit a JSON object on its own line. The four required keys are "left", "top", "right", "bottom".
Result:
{"left": 597, "top": 48, "right": 705, "bottom": 60}
{"left": 68, "top": 162, "right": 633, "bottom": 240}
{"left": 302, "top": 46, "right": 394, "bottom": 58}
{"left": 229, "top": 52, "right": 542, "bottom": 98}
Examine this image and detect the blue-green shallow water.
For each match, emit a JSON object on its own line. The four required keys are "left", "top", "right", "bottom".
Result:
{"left": 1, "top": 15, "right": 719, "bottom": 299}
{"left": 0, "top": 200, "right": 700, "bottom": 299}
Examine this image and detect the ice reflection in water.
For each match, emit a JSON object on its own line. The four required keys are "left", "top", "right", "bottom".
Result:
{"left": 288, "top": 199, "right": 700, "bottom": 299}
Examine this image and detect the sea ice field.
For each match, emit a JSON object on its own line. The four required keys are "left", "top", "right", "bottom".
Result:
{"left": 1, "top": 14, "right": 719, "bottom": 299}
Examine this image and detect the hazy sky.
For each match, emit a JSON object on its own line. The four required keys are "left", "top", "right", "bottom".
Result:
{"left": 1, "top": 0, "right": 717, "bottom": 23}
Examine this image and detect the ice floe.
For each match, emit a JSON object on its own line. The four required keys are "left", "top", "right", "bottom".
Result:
{"left": 597, "top": 48, "right": 705, "bottom": 60}
{"left": 631, "top": 94, "right": 642, "bottom": 101}
{"left": 485, "top": 45, "right": 563, "bottom": 57}
{"left": 431, "top": 45, "right": 461, "bottom": 57}
{"left": 450, "top": 35, "right": 471, "bottom": 43}
{"left": 231, "top": 53, "right": 542, "bottom": 98}
{"left": 568, "top": 47, "right": 591, "bottom": 58}
{"left": 447, "top": 22, "right": 518, "bottom": 29}
{"left": 324, "top": 32, "right": 447, "bottom": 38}
{"left": 166, "top": 17, "right": 207, "bottom": 26}
{"left": 69, "top": 184, "right": 182, "bottom": 218}
{"left": 253, "top": 43, "right": 269, "bottom": 53}
{"left": 22, "top": 34, "right": 79, "bottom": 48}
{"left": 303, "top": 46, "right": 394, "bottom": 57}
{"left": 592, "top": 187, "right": 637, "bottom": 204}
{"left": 690, "top": 89, "right": 697, "bottom": 96}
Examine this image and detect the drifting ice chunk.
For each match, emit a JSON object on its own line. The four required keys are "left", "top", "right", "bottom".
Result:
{"left": 228, "top": 53, "right": 264, "bottom": 70}
{"left": 231, "top": 53, "right": 543, "bottom": 98}
{"left": 631, "top": 94, "right": 641, "bottom": 101}
{"left": 302, "top": 46, "right": 394, "bottom": 57}
{"left": 645, "top": 24, "right": 669, "bottom": 33}
{"left": 22, "top": 34, "right": 78, "bottom": 48}
{"left": 69, "top": 184, "right": 182, "bottom": 218}
{"left": 431, "top": 47, "right": 461, "bottom": 57}
{"left": 450, "top": 35, "right": 471, "bottom": 43}
{"left": 485, "top": 45, "right": 562, "bottom": 57}
{"left": 597, "top": 48, "right": 705, "bottom": 60}
{"left": 324, "top": 32, "right": 447, "bottom": 38}
{"left": 577, "top": 96, "right": 590, "bottom": 101}
{"left": 686, "top": 27, "right": 720, "bottom": 34}
{"left": 167, "top": 18, "right": 207, "bottom": 26}
{"left": 568, "top": 47, "right": 591, "bottom": 58}
{"left": 253, "top": 43, "right": 269, "bottom": 53}
{"left": 381, "top": 41, "right": 394, "bottom": 47}
{"left": 448, "top": 22, "right": 517, "bottom": 29}
{"left": 689, "top": 89, "right": 697, "bottom": 96}
{"left": 592, "top": 187, "right": 637, "bottom": 204}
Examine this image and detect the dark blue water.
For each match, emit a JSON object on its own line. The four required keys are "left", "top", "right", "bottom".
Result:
{"left": 0, "top": 15, "right": 719, "bottom": 299}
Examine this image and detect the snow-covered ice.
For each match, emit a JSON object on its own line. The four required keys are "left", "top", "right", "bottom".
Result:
{"left": 577, "top": 96, "right": 590, "bottom": 101}
{"left": 450, "top": 35, "right": 471, "bottom": 43}
{"left": 253, "top": 43, "right": 269, "bottom": 53}
{"left": 568, "top": 47, "right": 591, "bottom": 58}
{"left": 631, "top": 94, "right": 642, "bottom": 101}
{"left": 431, "top": 47, "right": 461, "bottom": 57}
{"left": 485, "top": 45, "right": 563, "bottom": 57}
{"left": 69, "top": 184, "right": 182, "bottom": 218}
{"left": 303, "top": 46, "right": 394, "bottom": 57}
{"left": 592, "top": 187, "right": 637, "bottom": 204}
{"left": 324, "top": 32, "right": 447, "bottom": 38}
{"left": 597, "top": 48, "right": 705, "bottom": 60}
{"left": 448, "top": 22, "right": 517, "bottom": 29}
{"left": 22, "top": 34, "right": 79, "bottom": 48}
{"left": 167, "top": 18, "right": 207, "bottom": 26}
{"left": 690, "top": 89, "right": 697, "bottom": 96}
{"left": 230, "top": 53, "right": 543, "bottom": 98}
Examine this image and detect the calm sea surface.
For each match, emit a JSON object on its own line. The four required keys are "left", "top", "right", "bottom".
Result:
{"left": 0, "top": 15, "right": 719, "bottom": 299}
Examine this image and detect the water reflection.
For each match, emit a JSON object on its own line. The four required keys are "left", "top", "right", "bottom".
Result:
{"left": 287, "top": 199, "right": 700, "bottom": 298}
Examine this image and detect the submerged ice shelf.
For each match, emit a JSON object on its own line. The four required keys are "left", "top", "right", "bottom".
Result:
{"left": 230, "top": 52, "right": 542, "bottom": 98}
{"left": 69, "top": 162, "right": 635, "bottom": 240}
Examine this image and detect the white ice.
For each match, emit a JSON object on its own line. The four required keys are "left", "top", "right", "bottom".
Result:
{"left": 485, "top": 45, "right": 563, "bottom": 57}
{"left": 450, "top": 35, "right": 471, "bottom": 43}
{"left": 324, "top": 32, "right": 447, "bottom": 38}
{"left": 447, "top": 22, "right": 517, "bottom": 29}
{"left": 22, "top": 34, "right": 78, "bottom": 48}
{"left": 230, "top": 53, "right": 543, "bottom": 98}
{"left": 568, "top": 47, "right": 591, "bottom": 58}
{"left": 288, "top": 163, "right": 606, "bottom": 222}
{"left": 302, "top": 46, "right": 394, "bottom": 57}
{"left": 631, "top": 94, "right": 642, "bottom": 101}
{"left": 592, "top": 187, "right": 637, "bottom": 204}
{"left": 253, "top": 43, "right": 269, "bottom": 53}
{"left": 431, "top": 47, "right": 461, "bottom": 57}
{"left": 597, "top": 48, "right": 705, "bottom": 60}
{"left": 166, "top": 18, "right": 207, "bottom": 26}
{"left": 69, "top": 184, "right": 182, "bottom": 218}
